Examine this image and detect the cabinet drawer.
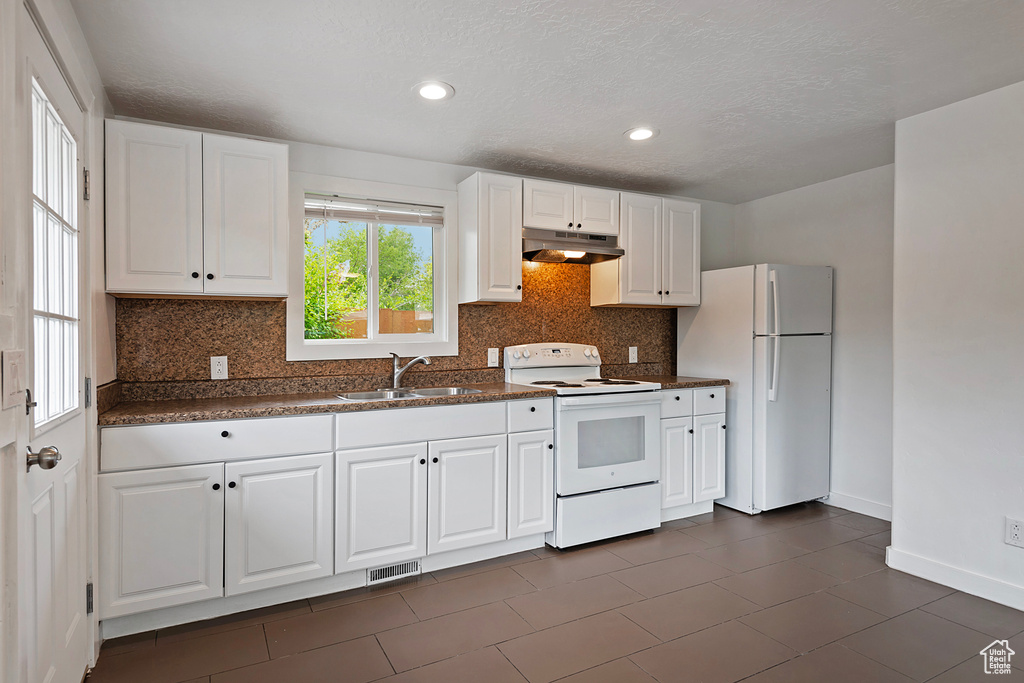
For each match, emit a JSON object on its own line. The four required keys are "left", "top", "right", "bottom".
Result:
{"left": 693, "top": 387, "right": 726, "bottom": 415}
{"left": 101, "top": 415, "right": 334, "bottom": 471}
{"left": 660, "top": 390, "right": 693, "bottom": 418}
{"left": 507, "top": 398, "right": 554, "bottom": 433}
{"left": 336, "top": 402, "right": 506, "bottom": 449}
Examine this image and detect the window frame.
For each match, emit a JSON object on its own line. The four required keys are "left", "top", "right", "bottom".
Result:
{"left": 286, "top": 172, "right": 459, "bottom": 360}
{"left": 30, "top": 76, "right": 82, "bottom": 434}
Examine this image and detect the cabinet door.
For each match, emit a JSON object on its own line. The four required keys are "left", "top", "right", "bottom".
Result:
{"left": 523, "top": 179, "right": 574, "bottom": 230}
{"left": 98, "top": 463, "right": 223, "bottom": 618}
{"left": 462, "top": 172, "right": 523, "bottom": 302}
{"left": 661, "top": 417, "right": 694, "bottom": 508}
{"left": 662, "top": 199, "right": 700, "bottom": 306}
{"left": 203, "top": 134, "right": 289, "bottom": 295}
{"left": 428, "top": 435, "right": 507, "bottom": 554}
{"left": 507, "top": 430, "right": 553, "bottom": 539}
{"left": 694, "top": 413, "right": 726, "bottom": 502}
{"left": 336, "top": 443, "right": 428, "bottom": 572}
{"left": 618, "top": 193, "right": 663, "bottom": 305}
{"left": 574, "top": 186, "right": 619, "bottom": 236}
{"left": 105, "top": 120, "right": 204, "bottom": 293}
{"left": 224, "top": 453, "right": 333, "bottom": 595}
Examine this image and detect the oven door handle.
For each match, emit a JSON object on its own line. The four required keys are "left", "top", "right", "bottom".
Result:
{"left": 558, "top": 392, "right": 662, "bottom": 408}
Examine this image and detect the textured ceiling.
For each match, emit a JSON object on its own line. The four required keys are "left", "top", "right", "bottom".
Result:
{"left": 70, "top": 0, "right": 1024, "bottom": 203}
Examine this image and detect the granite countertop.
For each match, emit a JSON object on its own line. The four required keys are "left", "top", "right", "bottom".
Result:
{"left": 98, "top": 382, "right": 557, "bottom": 426}
{"left": 98, "top": 376, "right": 732, "bottom": 426}
{"left": 631, "top": 375, "right": 731, "bottom": 390}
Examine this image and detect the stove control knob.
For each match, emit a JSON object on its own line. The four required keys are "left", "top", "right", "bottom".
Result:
{"left": 591, "top": 347, "right": 600, "bottom": 358}
{"left": 512, "top": 350, "right": 521, "bottom": 360}
{"left": 523, "top": 348, "right": 530, "bottom": 359}
{"left": 583, "top": 348, "right": 591, "bottom": 358}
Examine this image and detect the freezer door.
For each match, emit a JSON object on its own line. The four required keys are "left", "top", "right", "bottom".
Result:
{"left": 753, "top": 335, "right": 832, "bottom": 511}
{"left": 754, "top": 265, "right": 833, "bottom": 335}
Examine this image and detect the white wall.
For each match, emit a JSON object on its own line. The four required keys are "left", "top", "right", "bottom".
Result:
{"left": 890, "top": 79, "right": 1024, "bottom": 609}
{"left": 731, "top": 165, "right": 895, "bottom": 519}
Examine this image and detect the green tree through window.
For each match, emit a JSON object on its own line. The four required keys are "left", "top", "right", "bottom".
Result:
{"left": 304, "top": 218, "right": 434, "bottom": 339}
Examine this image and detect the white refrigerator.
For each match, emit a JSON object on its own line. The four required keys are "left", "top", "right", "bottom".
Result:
{"left": 677, "top": 264, "right": 833, "bottom": 514}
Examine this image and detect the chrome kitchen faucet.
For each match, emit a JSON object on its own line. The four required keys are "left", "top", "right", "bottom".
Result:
{"left": 392, "top": 353, "right": 431, "bottom": 389}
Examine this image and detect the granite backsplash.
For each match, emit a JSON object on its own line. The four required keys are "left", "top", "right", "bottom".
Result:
{"left": 114, "top": 262, "right": 677, "bottom": 401}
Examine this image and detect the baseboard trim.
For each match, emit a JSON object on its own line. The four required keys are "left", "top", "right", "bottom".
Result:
{"left": 887, "top": 546, "right": 1024, "bottom": 612}
{"left": 823, "top": 491, "right": 892, "bottom": 521}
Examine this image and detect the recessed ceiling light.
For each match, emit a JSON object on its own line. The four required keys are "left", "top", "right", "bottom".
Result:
{"left": 625, "top": 127, "right": 658, "bottom": 141}
{"left": 415, "top": 81, "right": 455, "bottom": 101}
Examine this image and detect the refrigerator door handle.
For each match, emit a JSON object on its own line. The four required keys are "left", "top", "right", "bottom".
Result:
{"left": 768, "top": 336, "right": 781, "bottom": 402}
{"left": 769, "top": 268, "right": 780, "bottom": 335}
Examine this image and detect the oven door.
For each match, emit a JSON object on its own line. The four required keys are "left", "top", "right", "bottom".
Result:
{"left": 555, "top": 392, "right": 661, "bottom": 496}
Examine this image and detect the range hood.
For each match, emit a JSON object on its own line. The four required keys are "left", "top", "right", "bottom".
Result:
{"left": 521, "top": 227, "right": 625, "bottom": 264}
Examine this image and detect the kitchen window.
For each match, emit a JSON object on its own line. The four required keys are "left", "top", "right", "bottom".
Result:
{"left": 286, "top": 174, "right": 458, "bottom": 360}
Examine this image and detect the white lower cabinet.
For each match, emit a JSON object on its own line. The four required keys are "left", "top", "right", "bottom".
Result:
{"left": 335, "top": 443, "right": 429, "bottom": 573}
{"left": 694, "top": 413, "right": 727, "bottom": 502}
{"left": 507, "top": 430, "right": 554, "bottom": 539}
{"left": 661, "top": 417, "right": 694, "bottom": 508}
{"left": 428, "top": 435, "right": 508, "bottom": 554}
{"left": 98, "top": 463, "right": 225, "bottom": 618}
{"left": 98, "top": 451, "right": 335, "bottom": 617}
{"left": 225, "top": 453, "right": 334, "bottom": 595}
{"left": 660, "top": 388, "right": 727, "bottom": 516}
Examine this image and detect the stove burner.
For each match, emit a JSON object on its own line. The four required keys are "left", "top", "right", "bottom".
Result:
{"left": 583, "top": 378, "right": 641, "bottom": 385}
{"left": 531, "top": 380, "right": 586, "bottom": 388}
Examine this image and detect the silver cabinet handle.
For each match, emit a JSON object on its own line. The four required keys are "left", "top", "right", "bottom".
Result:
{"left": 26, "top": 445, "right": 61, "bottom": 472}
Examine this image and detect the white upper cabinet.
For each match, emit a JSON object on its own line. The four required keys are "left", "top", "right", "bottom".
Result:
{"left": 458, "top": 172, "right": 523, "bottom": 303}
{"left": 524, "top": 179, "right": 618, "bottom": 236}
{"left": 662, "top": 199, "right": 701, "bottom": 306}
{"left": 523, "top": 179, "right": 573, "bottom": 231}
{"left": 105, "top": 120, "right": 204, "bottom": 293}
{"left": 591, "top": 194, "right": 701, "bottom": 307}
{"left": 105, "top": 119, "right": 288, "bottom": 297}
{"left": 573, "top": 186, "right": 619, "bottom": 236}
{"left": 202, "top": 134, "right": 289, "bottom": 296}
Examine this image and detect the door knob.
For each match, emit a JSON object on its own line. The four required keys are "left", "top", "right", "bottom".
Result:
{"left": 26, "top": 445, "right": 61, "bottom": 472}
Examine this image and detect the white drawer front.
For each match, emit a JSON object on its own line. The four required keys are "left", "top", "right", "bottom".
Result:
{"left": 693, "top": 387, "right": 726, "bottom": 415}
{"left": 101, "top": 415, "right": 334, "bottom": 471}
{"left": 660, "top": 389, "right": 693, "bottom": 418}
{"left": 507, "top": 398, "right": 554, "bottom": 433}
{"left": 336, "top": 402, "right": 506, "bottom": 449}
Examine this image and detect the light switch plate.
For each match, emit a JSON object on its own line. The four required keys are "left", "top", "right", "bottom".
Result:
{"left": 487, "top": 348, "right": 499, "bottom": 367}
{"left": 2, "top": 350, "right": 26, "bottom": 410}
{"left": 628, "top": 347, "right": 638, "bottom": 363}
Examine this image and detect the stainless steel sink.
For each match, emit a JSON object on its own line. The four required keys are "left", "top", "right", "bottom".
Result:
{"left": 337, "top": 389, "right": 421, "bottom": 401}
{"left": 411, "top": 387, "right": 483, "bottom": 396}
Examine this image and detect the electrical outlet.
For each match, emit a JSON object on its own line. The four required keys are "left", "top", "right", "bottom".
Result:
{"left": 487, "top": 348, "right": 499, "bottom": 367}
{"left": 628, "top": 346, "right": 638, "bottom": 363}
{"left": 1006, "top": 517, "right": 1024, "bottom": 548}
{"left": 210, "top": 356, "right": 228, "bottom": 380}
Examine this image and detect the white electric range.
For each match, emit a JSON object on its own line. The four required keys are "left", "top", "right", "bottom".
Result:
{"left": 505, "top": 343, "right": 663, "bottom": 548}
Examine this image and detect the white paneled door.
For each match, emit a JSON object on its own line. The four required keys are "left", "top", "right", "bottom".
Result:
{"left": 17, "top": 5, "right": 90, "bottom": 683}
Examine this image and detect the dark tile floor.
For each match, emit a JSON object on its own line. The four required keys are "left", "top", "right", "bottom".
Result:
{"left": 89, "top": 504, "right": 1024, "bottom": 683}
